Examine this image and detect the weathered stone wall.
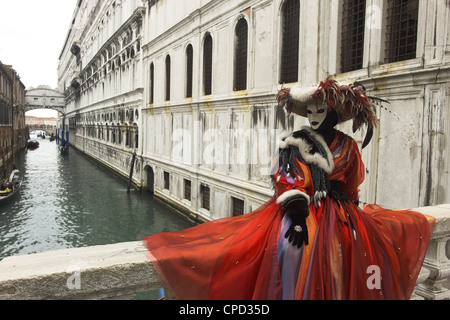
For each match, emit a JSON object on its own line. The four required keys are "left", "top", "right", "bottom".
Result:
{"left": 58, "top": 0, "right": 450, "bottom": 222}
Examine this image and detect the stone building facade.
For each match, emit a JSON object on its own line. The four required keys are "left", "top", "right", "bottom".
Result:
{"left": 0, "top": 61, "right": 27, "bottom": 170}
{"left": 58, "top": 0, "right": 450, "bottom": 222}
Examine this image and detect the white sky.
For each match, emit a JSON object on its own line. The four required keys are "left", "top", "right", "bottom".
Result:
{"left": 0, "top": 0, "right": 78, "bottom": 117}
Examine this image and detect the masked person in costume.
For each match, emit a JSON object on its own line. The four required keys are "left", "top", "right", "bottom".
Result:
{"left": 144, "top": 77, "right": 435, "bottom": 300}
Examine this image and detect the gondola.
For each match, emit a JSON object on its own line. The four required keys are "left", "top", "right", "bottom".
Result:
{"left": 0, "top": 169, "right": 22, "bottom": 204}
{"left": 27, "top": 140, "right": 40, "bottom": 150}
{"left": 59, "top": 145, "right": 69, "bottom": 155}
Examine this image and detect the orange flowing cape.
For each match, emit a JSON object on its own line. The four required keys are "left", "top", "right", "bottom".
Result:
{"left": 144, "top": 130, "right": 435, "bottom": 300}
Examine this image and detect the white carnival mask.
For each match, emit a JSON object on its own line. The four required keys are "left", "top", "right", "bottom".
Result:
{"left": 306, "top": 104, "right": 328, "bottom": 131}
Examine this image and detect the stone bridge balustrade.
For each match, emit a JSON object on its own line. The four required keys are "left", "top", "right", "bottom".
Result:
{"left": 0, "top": 204, "right": 449, "bottom": 300}
{"left": 412, "top": 204, "right": 450, "bottom": 300}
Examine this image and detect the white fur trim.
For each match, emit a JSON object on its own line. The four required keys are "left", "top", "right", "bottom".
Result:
{"left": 277, "top": 131, "right": 291, "bottom": 150}
{"left": 276, "top": 189, "right": 311, "bottom": 206}
{"left": 279, "top": 127, "right": 334, "bottom": 174}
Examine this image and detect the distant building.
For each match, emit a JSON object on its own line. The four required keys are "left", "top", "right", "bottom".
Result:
{"left": 25, "top": 115, "right": 57, "bottom": 128}
{"left": 58, "top": 0, "right": 450, "bottom": 222}
{"left": 0, "top": 60, "right": 27, "bottom": 169}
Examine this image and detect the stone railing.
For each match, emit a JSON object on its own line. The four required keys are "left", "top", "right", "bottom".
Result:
{"left": 0, "top": 204, "right": 449, "bottom": 300}
{"left": 411, "top": 204, "right": 450, "bottom": 300}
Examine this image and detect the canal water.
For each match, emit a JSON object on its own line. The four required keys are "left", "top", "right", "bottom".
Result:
{"left": 0, "top": 136, "right": 192, "bottom": 298}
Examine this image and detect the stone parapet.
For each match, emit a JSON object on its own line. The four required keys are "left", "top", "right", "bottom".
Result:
{"left": 0, "top": 204, "right": 449, "bottom": 300}
{"left": 411, "top": 204, "right": 450, "bottom": 300}
{"left": 0, "top": 241, "right": 162, "bottom": 300}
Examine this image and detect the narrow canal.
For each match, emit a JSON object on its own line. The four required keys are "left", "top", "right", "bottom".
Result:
{"left": 0, "top": 135, "right": 193, "bottom": 298}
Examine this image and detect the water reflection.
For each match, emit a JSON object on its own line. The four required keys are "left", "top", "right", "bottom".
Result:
{"left": 0, "top": 138, "right": 192, "bottom": 260}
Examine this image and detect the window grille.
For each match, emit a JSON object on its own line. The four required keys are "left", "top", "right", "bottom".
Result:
{"left": 203, "top": 34, "right": 213, "bottom": 95}
{"left": 164, "top": 171, "right": 170, "bottom": 190}
{"left": 165, "top": 55, "right": 171, "bottom": 101}
{"left": 149, "top": 63, "right": 154, "bottom": 104}
{"left": 184, "top": 179, "right": 191, "bottom": 201}
{"left": 232, "top": 197, "right": 245, "bottom": 216}
{"left": 201, "top": 184, "right": 210, "bottom": 210}
{"left": 280, "top": 0, "right": 300, "bottom": 84}
{"left": 186, "top": 45, "right": 193, "bottom": 98}
{"left": 341, "top": 0, "right": 366, "bottom": 73}
{"left": 126, "top": 127, "right": 131, "bottom": 147}
{"left": 134, "top": 130, "right": 138, "bottom": 149}
{"left": 234, "top": 18, "right": 248, "bottom": 91}
{"left": 385, "top": 0, "right": 419, "bottom": 63}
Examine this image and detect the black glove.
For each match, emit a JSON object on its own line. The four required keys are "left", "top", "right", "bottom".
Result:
{"left": 285, "top": 213, "right": 308, "bottom": 248}
{"left": 282, "top": 196, "right": 309, "bottom": 248}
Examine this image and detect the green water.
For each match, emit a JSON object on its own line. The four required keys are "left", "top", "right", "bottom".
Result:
{"left": 0, "top": 137, "right": 192, "bottom": 299}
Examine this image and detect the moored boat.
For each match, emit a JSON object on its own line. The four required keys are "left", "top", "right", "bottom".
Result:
{"left": 0, "top": 169, "right": 22, "bottom": 204}
{"left": 27, "top": 140, "right": 40, "bottom": 150}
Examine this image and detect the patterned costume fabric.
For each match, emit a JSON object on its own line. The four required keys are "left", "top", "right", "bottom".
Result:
{"left": 144, "top": 128, "right": 435, "bottom": 300}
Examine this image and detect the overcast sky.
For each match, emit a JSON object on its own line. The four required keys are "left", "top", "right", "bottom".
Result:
{"left": 0, "top": 0, "right": 78, "bottom": 117}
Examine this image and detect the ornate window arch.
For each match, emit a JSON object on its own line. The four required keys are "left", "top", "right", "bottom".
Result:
{"left": 165, "top": 54, "right": 171, "bottom": 101}
{"left": 203, "top": 33, "right": 213, "bottom": 96}
{"left": 185, "top": 44, "right": 194, "bottom": 98}
{"left": 233, "top": 16, "right": 248, "bottom": 91}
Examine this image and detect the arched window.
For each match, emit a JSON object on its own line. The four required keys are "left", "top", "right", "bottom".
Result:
{"left": 234, "top": 18, "right": 248, "bottom": 91}
{"left": 134, "top": 124, "right": 139, "bottom": 149}
{"left": 185, "top": 44, "right": 193, "bottom": 98}
{"left": 117, "top": 125, "right": 122, "bottom": 145}
{"left": 280, "top": 0, "right": 300, "bottom": 84}
{"left": 203, "top": 33, "right": 213, "bottom": 96}
{"left": 165, "top": 55, "right": 171, "bottom": 101}
{"left": 149, "top": 63, "right": 154, "bottom": 104}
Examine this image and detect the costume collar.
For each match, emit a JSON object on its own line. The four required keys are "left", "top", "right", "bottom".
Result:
{"left": 279, "top": 127, "right": 334, "bottom": 174}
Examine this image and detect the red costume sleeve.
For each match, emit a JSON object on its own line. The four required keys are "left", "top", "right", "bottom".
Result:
{"left": 330, "top": 136, "right": 365, "bottom": 202}
{"left": 274, "top": 158, "right": 314, "bottom": 207}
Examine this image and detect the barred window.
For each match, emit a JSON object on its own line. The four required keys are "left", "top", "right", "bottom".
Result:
{"left": 201, "top": 184, "right": 210, "bottom": 211}
{"left": 186, "top": 44, "right": 193, "bottom": 98}
{"left": 341, "top": 0, "right": 366, "bottom": 73}
{"left": 125, "top": 126, "right": 131, "bottom": 147}
{"left": 165, "top": 55, "right": 171, "bottom": 101}
{"left": 184, "top": 179, "right": 191, "bottom": 201}
{"left": 203, "top": 33, "right": 213, "bottom": 96}
{"left": 111, "top": 127, "right": 115, "bottom": 143}
{"left": 280, "top": 0, "right": 300, "bottom": 84}
{"left": 385, "top": 0, "right": 419, "bottom": 63}
{"left": 149, "top": 63, "right": 154, "bottom": 104}
{"left": 232, "top": 197, "right": 245, "bottom": 216}
{"left": 134, "top": 126, "right": 139, "bottom": 149}
{"left": 234, "top": 18, "right": 248, "bottom": 91}
{"left": 164, "top": 171, "right": 170, "bottom": 190}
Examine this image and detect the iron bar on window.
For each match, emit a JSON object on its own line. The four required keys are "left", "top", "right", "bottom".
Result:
{"left": 385, "top": 0, "right": 419, "bottom": 63}
{"left": 234, "top": 18, "right": 248, "bottom": 91}
{"left": 341, "top": 0, "right": 366, "bottom": 73}
{"left": 280, "top": 0, "right": 300, "bottom": 84}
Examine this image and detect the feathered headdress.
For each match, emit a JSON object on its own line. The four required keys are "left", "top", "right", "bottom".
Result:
{"left": 276, "top": 77, "right": 385, "bottom": 148}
